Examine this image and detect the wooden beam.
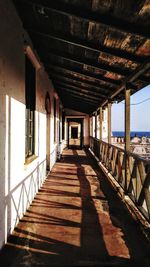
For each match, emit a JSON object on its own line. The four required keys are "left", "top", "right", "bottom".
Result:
{"left": 55, "top": 85, "right": 100, "bottom": 103}
{"left": 101, "top": 58, "right": 150, "bottom": 106}
{"left": 53, "top": 80, "right": 107, "bottom": 99}
{"left": 46, "top": 62, "right": 121, "bottom": 86}
{"left": 48, "top": 66, "right": 116, "bottom": 91}
{"left": 64, "top": 104, "right": 94, "bottom": 114}
{"left": 54, "top": 84, "right": 102, "bottom": 101}
{"left": 27, "top": 29, "right": 145, "bottom": 63}
{"left": 22, "top": 0, "right": 150, "bottom": 38}
{"left": 51, "top": 76, "right": 110, "bottom": 98}
{"left": 60, "top": 96, "right": 97, "bottom": 108}
{"left": 38, "top": 49, "right": 130, "bottom": 76}
{"left": 57, "top": 89, "right": 99, "bottom": 106}
{"left": 48, "top": 70, "right": 113, "bottom": 93}
{"left": 60, "top": 97, "right": 97, "bottom": 114}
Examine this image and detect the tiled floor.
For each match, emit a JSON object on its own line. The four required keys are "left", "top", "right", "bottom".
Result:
{"left": 0, "top": 149, "right": 150, "bottom": 266}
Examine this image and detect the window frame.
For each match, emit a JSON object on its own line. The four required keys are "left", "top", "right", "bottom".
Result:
{"left": 54, "top": 97, "right": 57, "bottom": 143}
{"left": 25, "top": 54, "right": 36, "bottom": 160}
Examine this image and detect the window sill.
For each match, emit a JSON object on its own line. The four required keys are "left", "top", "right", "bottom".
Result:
{"left": 24, "top": 155, "right": 38, "bottom": 165}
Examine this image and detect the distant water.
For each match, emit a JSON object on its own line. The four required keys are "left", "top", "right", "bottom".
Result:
{"left": 112, "top": 131, "right": 150, "bottom": 138}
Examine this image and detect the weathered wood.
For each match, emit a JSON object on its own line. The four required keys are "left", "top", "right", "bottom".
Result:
{"left": 46, "top": 63, "right": 121, "bottom": 86}
{"left": 27, "top": 29, "right": 146, "bottom": 63}
{"left": 57, "top": 90, "right": 99, "bottom": 105}
{"left": 90, "top": 137, "right": 150, "bottom": 221}
{"left": 55, "top": 85, "right": 102, "bottom": 102}
{"left": 40, "top": 49, "right": 131, "bottom": 76}
{"left": 50, "top": 72, "right": 112, "bottom": 95}
{"left": 23, "top": 0, "right": 150, "bottom": 38}
{"left": 49, "top": 68, "right": 115, "bottom": 91}
{"left": 102, "top": 59, "right": 150, "bottom": 107}
{"left": 53, "top": 81, "right": 107, "bottom": 99}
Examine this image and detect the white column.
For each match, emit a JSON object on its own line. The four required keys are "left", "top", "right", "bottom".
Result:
{"left": 107, "top": 103, "right": 111, "bottom": 144}
{"left": 125, "top": 89, "right": 131, "bottom": 152}
{"left": 99, "top": 107, "right": 103, "bottom": 141}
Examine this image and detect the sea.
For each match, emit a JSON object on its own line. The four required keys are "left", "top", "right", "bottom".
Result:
{"left": 112, "top": 131, "right": 150, "bottom": 138}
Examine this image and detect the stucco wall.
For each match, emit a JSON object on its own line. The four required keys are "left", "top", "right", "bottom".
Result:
{"left": 0, "top": 0, "right": 61, "bottom": 249}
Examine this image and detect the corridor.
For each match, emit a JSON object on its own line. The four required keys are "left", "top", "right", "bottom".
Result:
{"left": 0, "top": 149, "right": 150, "bottom": 267}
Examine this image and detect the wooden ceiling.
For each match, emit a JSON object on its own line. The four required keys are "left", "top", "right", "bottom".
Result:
{"left": 13, "top": 0, "right": 150, "bottom": 114}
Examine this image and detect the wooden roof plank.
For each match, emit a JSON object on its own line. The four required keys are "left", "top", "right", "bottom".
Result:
{"left": 55, "top": 86, "right": 100, "bottom": 103}
{"left": 53, "top": 81, "right": 107, "bottom": 99}
{"left": 53, "top": 80, "right": 109, "bottom": 99}
{"left": 21, "top": 0, "right": 150, "bottom": 38}
{"left": 39, "top": 49, "right": 130, "bottom": 76}
{"left": 48, "top": 69, "right": 114, "bottom": 92}
{"left": 27, "top": 29, "right": 146, "bottom": 63}
{"left": 49, "top": 74, "right": 111, "bottom": 97}
{"left": 45, "top": 62, "right": 121, "bottom": 86}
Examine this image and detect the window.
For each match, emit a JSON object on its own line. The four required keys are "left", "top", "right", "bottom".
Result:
{"left": 59, "top": 105, "right": 62, "bottom": 143}
{"left": 25, "top": 55, "right": 36, "bottom": 158}
{"left": 54, "top": 97, "right": 57, "bottom": 143}
{"left": 62, "top": 111, "right": 65, "bottom": 140}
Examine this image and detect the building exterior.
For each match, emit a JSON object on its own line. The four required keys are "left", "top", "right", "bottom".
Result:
{"left": 112, "top": 136, "right": 150, "bottom": 160}
{"left": 0, "top": 0, "right": 90, "bottom": 249}
{"left": 0, "top": 0, "right": 150, "bottom": 252}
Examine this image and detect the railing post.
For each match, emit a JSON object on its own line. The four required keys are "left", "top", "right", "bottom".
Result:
{"left": 125, "top": 87, "right": 131, "bottom": 192}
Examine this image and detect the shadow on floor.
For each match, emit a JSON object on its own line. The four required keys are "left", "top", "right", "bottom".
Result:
{"left": 0, "top": 149, "right": 150, "bottom": 267}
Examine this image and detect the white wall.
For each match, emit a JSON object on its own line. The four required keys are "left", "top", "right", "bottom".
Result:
{"left": 0, "top": 0, "right": 61, "bottom": 249}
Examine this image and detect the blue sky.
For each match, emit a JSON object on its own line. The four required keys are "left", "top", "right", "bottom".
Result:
{"left": 112, "top": 85, "right": 150, "bottom": 131}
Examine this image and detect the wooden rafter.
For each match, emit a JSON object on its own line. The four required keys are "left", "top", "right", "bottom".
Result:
{"left": 21, "top": 0, "right": 150, "bottom": 38}
{"left": 50, "top": 75, "right": 111, "bottom": 97}
{"left": 45, "top": 62, "right": 121, "bottom": 86}
{"left": 27, "top": 29, "right": 146, "bottom": 63}
{"left": 39, "top": 49, "right": 130, "bottom": 76}
{"left": 53, "top": 81, "right": 105, "bottom": 100}
{"left": 48, "top": 69, "right": 114, "bottom": 92}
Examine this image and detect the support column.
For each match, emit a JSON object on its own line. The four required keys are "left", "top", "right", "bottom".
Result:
{"left": 91, "top": 115, "right": 93, "bottom": 137}
{"left": 125, "top": 88, "right": 131, "bottom": 192}
{"left": 95, "top": 112, "right": 97, "bottom": 139}
{"left": 99, "top": 107, "right": 103, "bottom": 141}
{"left": 107, "top": 103, "right": 111, "bottom": 144}
{"left": 125, "top": 89, "right": 131, "bottom": 152}
{"left": 92, "top": 114, "right": 95, "bottom": 137}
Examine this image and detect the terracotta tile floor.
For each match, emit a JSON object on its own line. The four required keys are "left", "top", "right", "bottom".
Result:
{"left": 0, "top": 149, "right": 150, "bottom": 266}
